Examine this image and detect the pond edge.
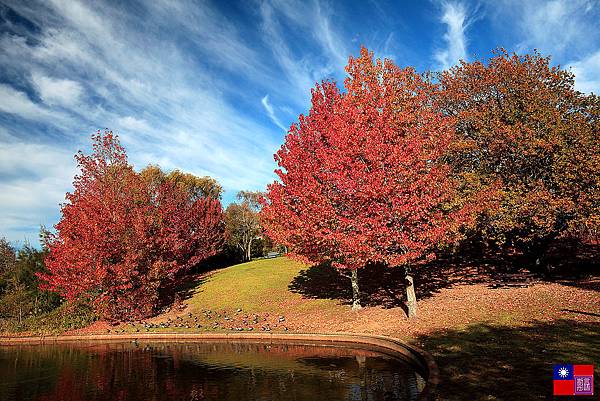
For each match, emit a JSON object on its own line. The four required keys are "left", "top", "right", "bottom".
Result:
{"left": 0, "top": 332, "right": 438, "bottom": 400}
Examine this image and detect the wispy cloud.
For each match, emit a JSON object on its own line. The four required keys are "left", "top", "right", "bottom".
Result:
{"left": 0, "top": 84, "right": 49, "bottom": 120}
{"left": 259, "top": 0, "right": 349, "bottom": 105}
{"left": 32, "top": 73, "right": 83, "bottom": 106}
{"left": 568, "top": 50, "right": 600, "bottom": 94}
{"left": 0, "top": 0, "right": 287, "bottom": 242}
{"left": 118, "top": 116, "right": 151, "bottom": 133}
{"left": 516, "top": 0, "right": 596, "bottom": 56}
{"left": 313, "top": 1, "right": 349, "bottom": 70}
{"left": 0, "top": 140, "right": 76, "bottom": 245}
{"left": 484, "top": 0, "right": 600, "bottom": 93}
{"left": 261, "top": 95, "right": 288, "bottom": 132}
{"left": 1, "top": 0, "right": 597, "bottom": 244}
{"left": 435, "top": 1, "right": 469, "bottom": 70}
{"left": 487, "top": 0, "right": 600, "bottom": 58}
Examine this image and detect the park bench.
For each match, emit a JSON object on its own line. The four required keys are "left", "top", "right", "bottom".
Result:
{"left": 490, "top": 272, "right": 537, "bottom": 288}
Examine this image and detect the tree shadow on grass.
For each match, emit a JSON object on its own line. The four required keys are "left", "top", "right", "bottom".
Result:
{"left": 156, "top": 252, "right": 241, "bottom": 312}
{"left": 550, "top": 276, "right": 600, "bottom": 293}
{"left": 288, "top": 262, "right": 409, "bottom": 308}
{"left": 156, "top": 275, "right": 210, "bottom": 313}
{"left": 416, "top": 319, "right": 600, "bottom": 400}
{"left": 288, "top": 258, "right": 496, "bottom": 309}
{"left": 288, "top": 242, "right": 600, "bottom": 309}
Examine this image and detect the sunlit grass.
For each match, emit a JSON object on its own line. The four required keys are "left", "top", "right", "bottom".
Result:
{"left": 186, "top": 257, "right": 340, "bottom": 315}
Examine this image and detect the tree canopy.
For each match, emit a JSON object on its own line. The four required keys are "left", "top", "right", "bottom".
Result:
{"left": 438, "top": 49, "right": 600, "bottom": 263}
{"left": 39, "top": 131, "right": 225, "bottom": 320}
{"left": 262, "top": 48, "right": 471, "bottom": 313}
{"left": 140, "top": 165, "right": 223, "bottom": 201}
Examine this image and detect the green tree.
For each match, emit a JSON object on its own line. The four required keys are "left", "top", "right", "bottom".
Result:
{"left": 225, "top": 191, "right": 263, "bottom": 262}
{"left": 0, "top": 238, "right": 16, "bottom": 297}
{"left": 140, "top": 165, "right": 223, "bottom": 200}
{"left": 0, "top": 234, "right": 61, "bottom": 322}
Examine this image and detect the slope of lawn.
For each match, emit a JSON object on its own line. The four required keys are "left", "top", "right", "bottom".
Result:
{"left": 114, "top": 256, "right": 599, "bottom": 345}
{"left": 184, "top": 257, "right": 337, "bottom": 315}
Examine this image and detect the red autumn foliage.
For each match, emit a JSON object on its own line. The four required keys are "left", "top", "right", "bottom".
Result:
{"left": 39, "top": 131, "right": 224, "bottom": 320}
{"left": 261, "top": 48, "right": 473, "bottom": 312}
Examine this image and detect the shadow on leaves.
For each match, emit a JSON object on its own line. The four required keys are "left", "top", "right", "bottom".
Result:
{"left": 416, "top": 319, "right": 600, "bottom": 400}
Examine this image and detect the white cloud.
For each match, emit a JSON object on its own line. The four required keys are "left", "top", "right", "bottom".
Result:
{"left": 518, "top": 0, "right": 589, "bottom": 54}
{"left": 483, "top": 0, "right": 600, "bottom": 95}
{"left": 0, "top": 84, "right": 53, "bottom": 121}
{"left": 259, "top": 0, "right": 347, "bottom": 105}
{"left": 267, "top": 0, "right": 348, "bottom": 70}
{"left": 568, "top": 50, "right": 600, "bottom": 94}
{"left": 0, "top": 83, "right": 86, "bottom": 136}
{"left": 435, "top": 1, "right": 469, "bottom": 70}
{"left": 313, "top": 1, "right": 349, "bottom": 70}
{"left": 2, "top": 0, "right": 279, "bottom": 184}
{"left": 0, "top": 141, "right": 76, "bottom": 244}
{"left": 32, "top": 73, "right": 83, "bottom": 106}
{"left": 261, "top": 95, "right": 288, "bottom": 132}
{"left": 259, "top": 2, "right": 319, "bottom": 103}
{"left": 118, "top": 116, "right": 151, "bottom": 133}
{"left": 488, "top": 0, "right": 599, "bottom": 58}
{"left": 0, "top": 0, "right": 351, "bottom": 241}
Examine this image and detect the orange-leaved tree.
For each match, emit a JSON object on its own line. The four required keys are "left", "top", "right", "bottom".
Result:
{"left": 438, "top": 50, "right": 600, "bottom": 267}
{"left": 262, "top": 48, "right": 472, "bottom": 316}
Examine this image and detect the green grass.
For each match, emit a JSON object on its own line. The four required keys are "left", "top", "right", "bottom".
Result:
{"left": 186, "top": 257, "right": 337, "bottom": 314}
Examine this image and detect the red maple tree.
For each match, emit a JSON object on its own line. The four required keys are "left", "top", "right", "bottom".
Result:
{"left": 262, "top": 48, "right": 472, "bottom": 316}
{"left": 39, "top": 131, "right": 224, "bottom": 320}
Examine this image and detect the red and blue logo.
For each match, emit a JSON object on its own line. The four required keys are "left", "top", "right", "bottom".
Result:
{"left": 553, "top": 364, "right": 594, "bottom": 396}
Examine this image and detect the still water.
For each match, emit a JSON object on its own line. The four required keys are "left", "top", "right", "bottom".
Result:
{"left": 0, "top": 341, "right": 424, "bottom": 401}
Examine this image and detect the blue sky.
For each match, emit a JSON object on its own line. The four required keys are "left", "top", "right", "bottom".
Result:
{"left": 1, "top": 0, "right": 599, "bottom": 244}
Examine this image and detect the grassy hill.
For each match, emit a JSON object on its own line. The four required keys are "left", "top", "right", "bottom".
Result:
{"left": 113, "top": 256, "right": 599, "bottom": 340}
{"left": 184, "top": 257, "right": 336, "bottom": 315}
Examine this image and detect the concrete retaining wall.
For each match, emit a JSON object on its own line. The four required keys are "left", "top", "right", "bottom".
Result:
{"left": 0, "top": 332, "right": 438, "bottom": 400}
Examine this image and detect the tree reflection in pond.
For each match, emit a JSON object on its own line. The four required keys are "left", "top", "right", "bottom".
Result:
{"left": 0, "top": 341, "right": 424, "bottom": 401}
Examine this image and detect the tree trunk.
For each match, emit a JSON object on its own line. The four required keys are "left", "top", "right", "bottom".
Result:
{"left": 404, "top": 266, "right": 417, "bottom": 318}
{"left": 246, "top": 238, "right": 253, "bottom": 261}
{"left": 350, "top": 269, "right": 361, "bottom": 310}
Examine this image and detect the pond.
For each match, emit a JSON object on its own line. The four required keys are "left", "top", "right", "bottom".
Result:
{"left": 0, "top": 340, "right": 425, "bottom": 401}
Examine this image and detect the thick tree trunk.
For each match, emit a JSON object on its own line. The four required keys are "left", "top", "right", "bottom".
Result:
{"left": 404, "top": 266, "right": 417, "bottom": 318}
{"left": 350, "top": 269, "right": 362, "bottom": 310}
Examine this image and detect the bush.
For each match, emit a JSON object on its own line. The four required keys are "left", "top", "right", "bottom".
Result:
{"left": 0, "top": 300, "right": 96, "bottom": 335}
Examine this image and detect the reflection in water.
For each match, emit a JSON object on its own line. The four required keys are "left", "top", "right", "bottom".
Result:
{"left": 0, "top": 341, "right": 424, "bottom": 401}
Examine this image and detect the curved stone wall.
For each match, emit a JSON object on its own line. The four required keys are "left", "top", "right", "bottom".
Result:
{"left": 0, "top": 332, "right": 438, "bottom": 400}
